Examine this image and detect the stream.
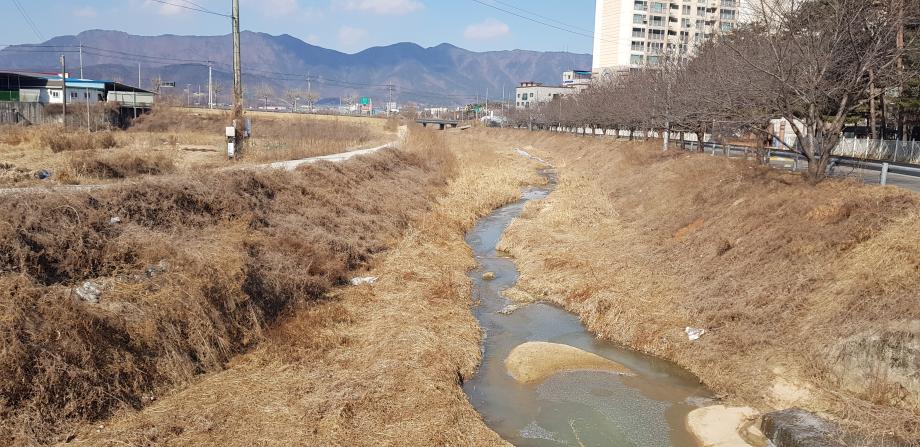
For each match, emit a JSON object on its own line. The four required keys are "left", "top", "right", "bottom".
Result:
{"left": 462, "top": 166, "right": 713, "bottom": 447}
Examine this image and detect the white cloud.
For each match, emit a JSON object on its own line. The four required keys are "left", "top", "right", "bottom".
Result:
{"left": 337, "top": 26, "right": 368, "bottom": 49}
{"left": 464, "top": 18, "right": 510, "bottom": 40}
{"left": 73, "top": 6, "right": 98, "bottom": 18}
{"left": 342, "top": 0, "right": 424, "bottom": 15}
{"left": 144, "top": 0, "right": 183, "bottom": 15}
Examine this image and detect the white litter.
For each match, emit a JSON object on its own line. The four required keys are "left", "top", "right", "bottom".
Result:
{"left": 350, "top": 276, "right": 378, "bottom": 286}
{"left": 685, "top": 327, "right": 707, "bottom": 341}
{"left": 109, "top": 216, "right": 122, "bottom": 224}
{"left": 74, "top": 281, "right": 103, "bottom": 303}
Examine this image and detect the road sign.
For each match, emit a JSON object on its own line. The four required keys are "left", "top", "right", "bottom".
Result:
{"left": 161, "top": 82, "right": 176, "bottom": 88}
{"left": 360, "top": 97, "right": 371, "bottom": 105}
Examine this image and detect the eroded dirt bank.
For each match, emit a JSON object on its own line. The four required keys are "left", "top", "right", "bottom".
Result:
{"left": 486, "top": 129, "right": 920, "bottom": 443}
{"left": 58, "top": 131, "right": 541, "bottom": 446}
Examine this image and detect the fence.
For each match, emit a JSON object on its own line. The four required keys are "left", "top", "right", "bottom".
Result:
{"left": 831, "top": 138, "right": 920, "bottom": 164}
{"left": 0, "top": 102, "right": 45, "bottom": 124}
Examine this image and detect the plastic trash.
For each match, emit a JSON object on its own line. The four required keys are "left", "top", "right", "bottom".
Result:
{"left": 685, "top": 327, "right": 707, "bottom": 341}
{"left": 74, "top": 281, "right": 102, "bottom": 303}
{"left": 35, "top": 169, "right": 51, "bottom": 180}
{"left": 110, "top": 216, "right": 122, "bottom": 224}
{"left": 350, "top": 276, "right": 378, "bottom": 286}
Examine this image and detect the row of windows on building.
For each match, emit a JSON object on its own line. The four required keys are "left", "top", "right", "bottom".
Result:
{"left": 48, "top": 90, "right": 104, "bottom": 100}
{"left": 634, "top": 0, "right": 738, "bottom": 11}
{"left": 631, "top": 20, "right": 733, "bottom": 40}
{"left": 633, "top": 9, "right": 737, "bottom": 26}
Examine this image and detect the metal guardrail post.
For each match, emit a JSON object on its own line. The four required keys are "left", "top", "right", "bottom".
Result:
{"left": 881, "top": 162, "right": 890, "bottom": 186}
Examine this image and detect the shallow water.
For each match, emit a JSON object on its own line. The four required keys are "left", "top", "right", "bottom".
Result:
{"left": 463, "top": 170, "right": 712, "bottom": 447}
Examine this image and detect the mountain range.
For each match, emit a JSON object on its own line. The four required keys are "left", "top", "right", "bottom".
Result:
{"left": 0, "top": 30, "right": 592, "bottom": 106}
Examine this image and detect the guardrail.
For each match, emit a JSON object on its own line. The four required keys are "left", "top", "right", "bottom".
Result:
{"left": 686, "top": 141, "right": 920, "bottom": 186}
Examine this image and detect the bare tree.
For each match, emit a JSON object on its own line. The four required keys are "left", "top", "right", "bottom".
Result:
{"left": 283, "top": 89, "right": 303, "bottom": 113}
{"left": 254, "top": 83, "right": 275, "bottom": 111}
{"left": 728, "top": 0, "right": 907, "bottom": 182}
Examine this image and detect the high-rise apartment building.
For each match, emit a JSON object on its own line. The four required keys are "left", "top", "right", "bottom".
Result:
{"left": 593, "top": 0, "right": 743, "bottom": 73}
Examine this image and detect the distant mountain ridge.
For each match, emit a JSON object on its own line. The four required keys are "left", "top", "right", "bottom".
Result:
{"left": 0, "top": 30, "right": 592, "bottom": 105}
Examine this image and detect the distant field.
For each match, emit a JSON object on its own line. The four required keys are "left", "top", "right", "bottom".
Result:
{"left": 0, "top": 107, "right": 396, "bottom": 188}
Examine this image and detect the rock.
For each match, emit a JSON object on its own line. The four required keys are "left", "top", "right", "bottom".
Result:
{"left": 687, "top": 405, "right": 762, "bottom": 447}
{"left": 74, "top": 281, "right": 102, "bottom": 304}
{"left": 350, "top": 276, "right": 378, "bottom": 286}
{"left": 35, "top": 169, "right": 51, "bottom": 180}
{"left": 761, "top": 408, "right": 844, "bottom": 447}
{"left": 505, "top": 341, "right": 631, "bottom": 384}
{"left": 498, "top": 303, "right": 523, "bottom": 315}
{"left": 482, "top": 271, "right": 496, "bottom": 280}
{"left": 145, "top": 260, "right": 169, "bottom": 278}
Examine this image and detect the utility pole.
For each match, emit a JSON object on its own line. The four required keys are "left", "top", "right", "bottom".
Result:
{"left": 79, "top": 43, "right": 84, "bottom": 79}
{"left": 134, "top": 63, "right": 140, "bottom": 119}
{"left": 208, "top": 61, "right": 213, "bottom": 109}
{"left": 187, "top": 84, "right": 192, "bottom": 107}
{"left": 60, "top": 54, "right": 67, "bottom": 126}
{"left": 231, "top": 0, "right": 244, "bottom": 137}
{"left": 896, "top": 0, "right": 906, "bottom": 139}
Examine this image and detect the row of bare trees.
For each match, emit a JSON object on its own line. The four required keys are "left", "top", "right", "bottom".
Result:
{"left": 509, "top": 0, "right": 918, "bottom": 182}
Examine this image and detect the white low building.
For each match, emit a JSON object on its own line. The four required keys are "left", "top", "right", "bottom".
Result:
{"left": 515, "top": 82, "right": 577, "bottom": 109}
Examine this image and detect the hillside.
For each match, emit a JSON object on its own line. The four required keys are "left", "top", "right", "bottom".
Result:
{"left": 0, "top": 30, "right": 592, "bottom": 105}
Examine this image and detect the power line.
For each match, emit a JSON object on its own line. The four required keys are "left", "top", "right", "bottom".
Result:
{"left": 146, "top": 0, "right": 231, "bottom": 17}
{"left": 468, "top": 0, "right": 613, "bottom": 44}
{"left": 490, "top": 0, "right": 595, "bottom": 34}
{"left": 10, "top": 0, "right": 44, "bottom": 41}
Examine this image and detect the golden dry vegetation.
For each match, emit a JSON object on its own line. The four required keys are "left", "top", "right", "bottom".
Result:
{"left": 0, "top": 126, "right": 542, "bottom": 446}
{"left": 57, "top": 130, "right": 542, "bottom": 447}
{"left": 0, "top": 127, "right": 460, "bottom": 445}
{"left": 486, "top": 129, "right": 920, "bottom": 443}
{"left": 0, "top": 108, "right": 392, "bottom": 188}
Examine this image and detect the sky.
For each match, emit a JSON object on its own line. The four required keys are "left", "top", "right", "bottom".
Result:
{"left": 2, "top": 0, "right": 597, "bottom": 54}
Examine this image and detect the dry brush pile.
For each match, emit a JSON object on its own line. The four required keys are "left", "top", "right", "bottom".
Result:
{"left": 0, "top": 140, "right": 456, "bottom": 445}
{"left": 491, "top": 129, "right": 920, "bottom": 443}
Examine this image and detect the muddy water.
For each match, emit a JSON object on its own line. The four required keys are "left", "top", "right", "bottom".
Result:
{"left": 463, "top": 169, "right": 712, "bottom": 447}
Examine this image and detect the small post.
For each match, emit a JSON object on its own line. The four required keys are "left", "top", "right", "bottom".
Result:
{"left": 60, "top": 55, "right": 67, "bottom": 126}
{"left": 881, "top": 162, "right": 890, "bottom": 186}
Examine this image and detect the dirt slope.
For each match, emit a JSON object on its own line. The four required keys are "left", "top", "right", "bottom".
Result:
{"left": 490, "top": 129, "right": 920, "bottom": 443}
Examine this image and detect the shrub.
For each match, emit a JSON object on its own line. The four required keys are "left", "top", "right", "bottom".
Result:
{"left": 39, "top": 128, "right": 120, "bottom": 152}
{"left": 71, "top": 151, "right": 176, "bottom": 179}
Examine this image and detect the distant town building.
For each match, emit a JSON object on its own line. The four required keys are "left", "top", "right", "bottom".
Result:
{"left": 562, "top": 70, "right": 593, "bottom": 87}
{"left": 0, "top": 71, "right": 154, "bottom": 108}
{"left": 592, "top": 0, "right": 745, "bottom": 74}
{"left": 515, "top": 81, "right": 577, "bottom": 109}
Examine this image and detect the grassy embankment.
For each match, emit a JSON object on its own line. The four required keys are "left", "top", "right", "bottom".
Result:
{"left": 1, "top": 126, "right": 541, "bottom": 446}
{"left": 0, "top": 107, "right": 393, "bottom": 187}
{"left": 483, "top": 129, "right": 920, "bottom": 443}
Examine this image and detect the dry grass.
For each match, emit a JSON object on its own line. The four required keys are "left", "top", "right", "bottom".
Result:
{"left": 38, "top": 128, "right": 118, "bottom": 153}
{"left": 485, "top": 128, "right": 920, "bottom": 443}
{"left": 53, "top": 129, "right": 541, "bottom": 446}
{"left": 70, "top": 151, "right": 176, "bottom": 179}
{"left": 0, "top": 108, "right": 395, "bottom": 188}
{"left": 0, "top": 133, "right": 466, "bottom": 445}
{"left": 131, "top": 107, "right": 389, "bottom": 165}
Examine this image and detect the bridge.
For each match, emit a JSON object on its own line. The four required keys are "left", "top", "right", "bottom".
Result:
{"left": 417, "top": 119, "right": 459, "bottom": 130}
